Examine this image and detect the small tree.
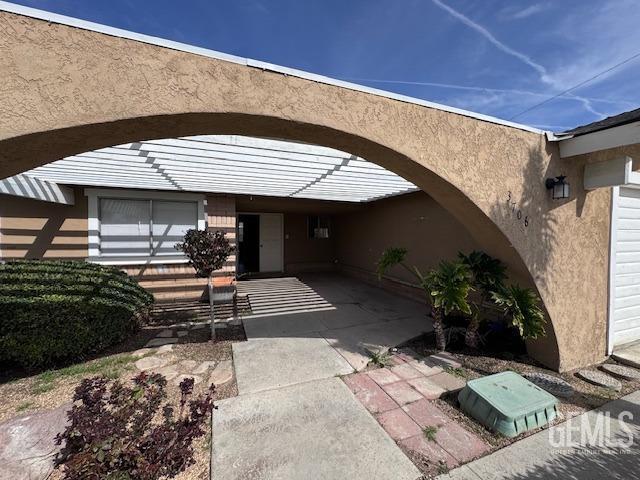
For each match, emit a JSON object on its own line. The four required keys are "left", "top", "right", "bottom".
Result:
{"left": 176, "top": 229, "right": 235, "bottom": 339}
{"left": 377, "top": 248, "right": 473, "bottom": 351}
{"left": 491, "top": 285, "right": 546, "bottom": 340}
{"left": 458, "top": 251, "right": 507, "bottom": 349}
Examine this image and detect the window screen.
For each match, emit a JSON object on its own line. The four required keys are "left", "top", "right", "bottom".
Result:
{"left": 99, "top": 198, "right": 150, "bottom": 256}
{"left": 308, "top": 215, "right": 330, "bottom": 239}
{"left": 152, "top": 201, "right": 198, "bottom": 256}
{"left": 99, "top": 198, "right": 198, "bottom": 257}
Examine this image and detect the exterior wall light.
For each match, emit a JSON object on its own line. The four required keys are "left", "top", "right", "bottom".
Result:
{"left": 545, "top": 175, "right": 570, "bottom": 200}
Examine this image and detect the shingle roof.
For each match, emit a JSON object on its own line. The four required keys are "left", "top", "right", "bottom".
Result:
{"left": 559, "top": 107, "right": 640, "bottom": 137}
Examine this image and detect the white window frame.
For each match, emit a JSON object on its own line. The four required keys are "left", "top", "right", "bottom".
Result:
{"left": 86, "top": 188, "right": 206, "bottom": 265}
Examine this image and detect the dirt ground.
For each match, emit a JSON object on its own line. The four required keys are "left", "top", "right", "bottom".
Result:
{"left": 0, "top": 313, "right": 246, "bottom": 480}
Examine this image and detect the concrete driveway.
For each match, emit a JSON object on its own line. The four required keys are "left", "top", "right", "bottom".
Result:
{"left": 233, "top": 274, "right": 432, "bottom": 394}
{"left": 211, "top": 273, "right": 430, "bottom": 479}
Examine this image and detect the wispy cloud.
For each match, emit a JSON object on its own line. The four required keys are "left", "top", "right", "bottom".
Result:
{"left": 565, "top": 93, "right": 606, "bottom": 117}
{"left": 500, "top": 3, "right": 549, "bottom": 21}
{"left": 339, "top": 77, "right": 633, "bottom": 109}
{"left": 427, "top": 0, "right": 639, "bottom": 122}
{"left": 540, "top": 1, "right": 640, "bottom": 91}
{"left": 430, "top": 0, "right": 549, "bottom": 81}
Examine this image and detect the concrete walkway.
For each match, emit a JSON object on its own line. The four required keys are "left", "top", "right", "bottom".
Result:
{"left": 212, "top": 274, "right": 430, "bottom": 479}
{"left": 212, "top": 378, "right": 420, "bottom": 480}
{"left": 438, "top": 390, "right": 640, "bottom": 480}
{"left": 612, "top": 340, "right": 640, "bottom": 369}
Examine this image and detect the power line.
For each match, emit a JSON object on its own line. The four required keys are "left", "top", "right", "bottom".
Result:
{"left": 509, "top": 51, "right": 640, "bottom": 121}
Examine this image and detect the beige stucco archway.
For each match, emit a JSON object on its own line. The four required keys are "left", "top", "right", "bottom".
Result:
{"left": 0, "top": 10, "right": 612, "bottom": 371}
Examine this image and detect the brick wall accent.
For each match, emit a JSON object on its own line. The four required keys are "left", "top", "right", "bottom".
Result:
{"left": 206, "top": 194, "right": 236, "bottom": 277}
{"left": 120, "top": 263, "right": 208, "bottom": 303}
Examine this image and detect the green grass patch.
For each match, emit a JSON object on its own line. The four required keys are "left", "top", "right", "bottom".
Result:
{"left": 443, "top": 366, "right": 468, "bottom": 378}
{"left": 423, "top": 425, "right": 438, "bottom": 442}
{"left": 16, "top": 401, "right": 34, "bottom": 412}
{"left": 31, "top": 354, "right": 138, "bottom": 395}
{"left": 367, "top": 350, "right": 392, "bottom": 368}
{"left": 436, "top": 461, "right": 449, "bottom": 475}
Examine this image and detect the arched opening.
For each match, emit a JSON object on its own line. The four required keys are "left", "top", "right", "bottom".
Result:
{"left": 1, "top": 5, "right": 617, "bottom": 373}
{"left": 0, "top": 113, "right": 560, "bottom": 368}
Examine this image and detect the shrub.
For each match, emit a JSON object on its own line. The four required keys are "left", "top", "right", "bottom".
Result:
{"left": 55, "top": 373, "right": 215, "bottom": 480}
{"left": 0, "top": 260, "right": 154, "bottom": 369}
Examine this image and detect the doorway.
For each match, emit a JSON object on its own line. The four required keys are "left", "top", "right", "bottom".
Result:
{"left": 237, "top": 213, "right": 284, "bottom": 274}
{"left": 238, "top": 214, "right": 259, "bottom": 274}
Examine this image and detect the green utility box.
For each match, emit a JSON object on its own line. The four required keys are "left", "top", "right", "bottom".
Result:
{"left": 458, "top": 371, "right": 558, "bottom": 437}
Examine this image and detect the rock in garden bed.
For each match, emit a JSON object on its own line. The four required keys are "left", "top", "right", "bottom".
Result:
{"left": 576, "top": 370, "right": 622, "bottom": 391}
{"left": 600, "top": 363, "right": 640, "bottom": 381}
{"left": 0, "top": 403, "right": 70, "bottom": 480}
{"left": 523, "top": 372, "right": 575, "bottom": 398}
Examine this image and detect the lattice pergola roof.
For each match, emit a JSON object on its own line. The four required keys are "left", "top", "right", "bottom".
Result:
{"left": 21, "top": 135, "right": 418, "bottom": 203}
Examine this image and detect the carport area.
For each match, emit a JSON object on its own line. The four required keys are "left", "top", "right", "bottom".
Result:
{"left": 232, "top": 273, "right": 431, "bottom": 393}
{"left": 213, "top": 273, "right": 430, "bottom": 480}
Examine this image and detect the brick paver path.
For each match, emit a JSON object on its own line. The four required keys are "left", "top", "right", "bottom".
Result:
{"left": 342, "top": 349, "right": 490, "bottom": 469}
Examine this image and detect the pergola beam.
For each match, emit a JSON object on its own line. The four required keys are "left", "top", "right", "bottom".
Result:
{"left": 0, "top": 174, "right": 75, "bottom": 205}
{"left": 16, "top": 135, "right": 418, "bottom": 203}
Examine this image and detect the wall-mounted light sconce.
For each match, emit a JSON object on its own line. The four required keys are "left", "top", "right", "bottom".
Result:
{"left": 545, "top": 175, "right": 570, "bottom": 200}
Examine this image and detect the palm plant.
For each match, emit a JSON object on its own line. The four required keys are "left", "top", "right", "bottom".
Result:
{"left": 377, "top": 248, "right": 473, "bottom": 351}
{"left": 423, "top": 261, "right": 473, "bottom": 351}
{"left": 377, "top": 247, "right": 421, "bottom": 281}
{"left": 491, "top": 285, "right": 546, "bottom": 340}
{"left": 458, "top": 251, "right": 507, "bottom": 348}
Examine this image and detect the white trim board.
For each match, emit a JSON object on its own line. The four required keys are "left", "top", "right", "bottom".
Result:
{"left": 608, "top": 185, "right": 620, "bottom": 355}
{"left": 584, "top": 157, "right": 633, "bottom": 190}
{"left": 84, "top": 188, "right": 205, "bottom": 202}
{"left": 584, "top": 156, "right": 640, "bottom": 191}
{"left": 0, "top": 1, "right": 542, "bottom": 135}
{"left": 90, "top": 257, "right": 190, "bottom": 266}
{"left": 560, "top": 121, "right": 640, "bottom": 158}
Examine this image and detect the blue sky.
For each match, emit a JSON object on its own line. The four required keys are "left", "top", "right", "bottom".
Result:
{"left": 9, "top": 0, "right": 640, "bottom": 131}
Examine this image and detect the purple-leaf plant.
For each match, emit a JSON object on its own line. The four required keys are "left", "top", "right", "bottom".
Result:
{"left": 55, "top": 372, "right": 216, "bottom": 480}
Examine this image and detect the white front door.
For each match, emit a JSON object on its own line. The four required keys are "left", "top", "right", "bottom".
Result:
{"left": 611, "top": 186, "right": 640, "bottom": 349}
{"left": 259, "top": 213, "right": 283, "bottom": 272}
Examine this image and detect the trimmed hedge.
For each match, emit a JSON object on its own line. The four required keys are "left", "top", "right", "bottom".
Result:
{"left": 0, "top": 260, "right": 154, "bottom": 369}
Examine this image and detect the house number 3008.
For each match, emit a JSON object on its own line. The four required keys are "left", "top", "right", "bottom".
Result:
{"left": 507, "top": 191, "right": 529, "bottom": 227}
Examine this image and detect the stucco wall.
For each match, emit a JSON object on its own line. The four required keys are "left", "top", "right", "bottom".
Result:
{"left": 0, "top": 188, "right": 88, "bottom": 259}
{"left": 282, "top": 213, "right": 336, "bottom": 273}
{"left": 335, "top": 191, "right": 480, "bottom": 284}
{"left": 0, "top": 11, "right": 614, "bottom": 370}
